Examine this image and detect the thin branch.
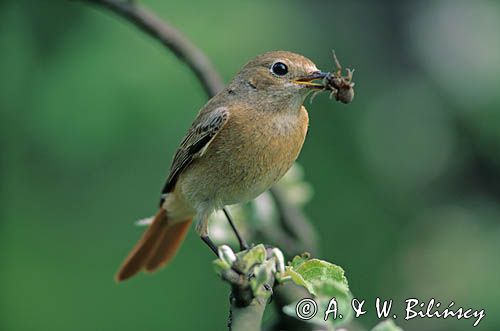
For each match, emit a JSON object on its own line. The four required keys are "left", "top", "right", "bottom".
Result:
{"left": 229, "top": 294, "right": 268, "bottom": 331}
{"left": 79, "top": 0, "right": 224, "bottom": 97}
{"left": 220, "top": 247, "right": 277, "bottom": 331}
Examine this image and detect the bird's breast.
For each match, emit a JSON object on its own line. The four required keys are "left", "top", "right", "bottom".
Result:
{"left": 179, "top": 106, "right": 309, "bottom": 208}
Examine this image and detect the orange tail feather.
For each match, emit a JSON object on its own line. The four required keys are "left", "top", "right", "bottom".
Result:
{"left": 115, "top": 209, "right": 191, "bottom": 282}
{"left": 145, "top": 219, "right": 192, "bottom": 272}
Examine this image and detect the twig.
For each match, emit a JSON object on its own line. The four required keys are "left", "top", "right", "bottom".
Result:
{"left": 229, "top": 292, "right": 269, "bottom": 331}
{"left": 219, "top": 247, "right": 277, "bottom": 331}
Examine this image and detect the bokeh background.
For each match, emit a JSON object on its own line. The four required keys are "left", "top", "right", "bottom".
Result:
{"left": 1, "top": 1, "right": 499, "bottom": 330}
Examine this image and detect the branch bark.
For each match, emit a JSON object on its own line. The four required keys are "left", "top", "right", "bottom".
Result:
{"left": 219, "top": 246, "right": 277, "bottom": 331}
{"left": 223, "top": 270, "right": 273, "bottom": 331}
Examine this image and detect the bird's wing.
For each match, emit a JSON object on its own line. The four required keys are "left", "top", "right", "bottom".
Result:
{"left": 159, "top": 106, "right": 229, "bottom": 205}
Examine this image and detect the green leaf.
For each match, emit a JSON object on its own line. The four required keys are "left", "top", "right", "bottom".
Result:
{"left": 295, "top": 259, "right": 347, "bottom": 285}
{"left": 213, "top": 258, "right": 231, "bottom": 276}
{"left": 288, "top": 252, "right": 311, "bottom": 268}
{"left": 285, "top": 258, "right": 348, "bottom": 296}
{"left": 371, "top": 319, "right": 404, "bottom": 331}
{"left": 249, "top": 259, "right": 276, "bottom": 299}
{"left": 213, "top": 244, "right": 267, "bottom": 275}
{"left": 235, "top": 244, "right": 266, "bottom": 273}
{"left": 284, "top": 257, "right": 353, "bottom": 328}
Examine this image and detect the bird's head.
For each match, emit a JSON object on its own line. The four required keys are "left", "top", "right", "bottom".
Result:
{"left": 229, "top": 51, "right": 327, "bottom": 108}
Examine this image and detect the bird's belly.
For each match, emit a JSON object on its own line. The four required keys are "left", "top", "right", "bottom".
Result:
{"left": 178, "top": 108, "right": 308, "bottom": 210}
{"left": 181, "top": 138, "right": 298, "bottom": 208}
{"left": 215, "top": 154, "right": 292, "bottom": 206}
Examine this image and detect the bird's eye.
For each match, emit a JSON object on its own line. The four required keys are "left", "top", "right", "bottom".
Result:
{"left": 271, "top": 62, "right": 288, "bottom": 76}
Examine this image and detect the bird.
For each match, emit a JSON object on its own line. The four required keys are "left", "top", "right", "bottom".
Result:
{"left": 116, "top": 51, "right": 328, "bottom": 282}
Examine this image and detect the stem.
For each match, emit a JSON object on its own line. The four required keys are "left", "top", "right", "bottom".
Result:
{"left": 229, "top": 298, "right": 267, "bottom": 331}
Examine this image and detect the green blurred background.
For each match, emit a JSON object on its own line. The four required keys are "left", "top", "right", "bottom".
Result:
{"left": 1, "top": 1, "right": 500, "bottom": 330}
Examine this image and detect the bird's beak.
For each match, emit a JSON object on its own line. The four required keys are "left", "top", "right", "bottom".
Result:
{"left": 293, "top": 71, "right": 328, "bottom": 89}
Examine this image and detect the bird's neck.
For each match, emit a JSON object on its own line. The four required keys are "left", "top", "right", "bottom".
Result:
{"left": 225, "top": 82, "right": 306, "bottom": 114}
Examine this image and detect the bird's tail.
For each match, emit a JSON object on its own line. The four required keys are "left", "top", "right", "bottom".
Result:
{"left": 115, "top": 208, "right": 192, "bottom": 282}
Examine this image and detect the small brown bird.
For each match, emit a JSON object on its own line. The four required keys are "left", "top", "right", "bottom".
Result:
{"left": 116, "top": 51, "right": 329, "bottom": 281}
